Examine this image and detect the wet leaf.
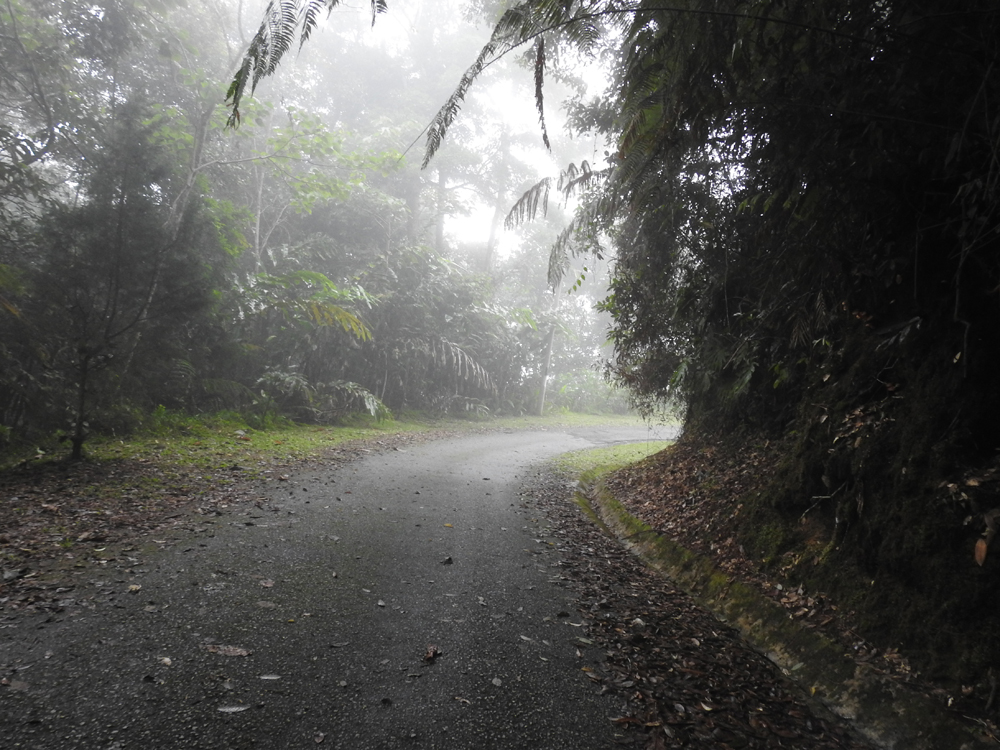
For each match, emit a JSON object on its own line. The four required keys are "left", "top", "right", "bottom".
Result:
{"left": 976, "top": 537, "right": 988, "bottom": 566}
{"left": 611, "top": 716, "right": 642, "bottom": 725}
{"left": 204, "top": 644, "right": 252, "bottom": 657}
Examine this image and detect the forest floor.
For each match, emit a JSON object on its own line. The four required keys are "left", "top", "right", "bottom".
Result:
{"left": 603, "top": 434, "right": 1000, "bottom": 744}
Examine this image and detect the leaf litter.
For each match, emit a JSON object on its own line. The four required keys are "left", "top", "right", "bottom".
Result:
{"left": 524, "top": 470, "right": 875, "bottom": 749}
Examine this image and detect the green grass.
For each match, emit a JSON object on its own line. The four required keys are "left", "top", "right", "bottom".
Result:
{"left": 551, "top": 440, "right": 674, "bottom": 480}
{"left": 1, "top": 409, "right": 673, "bottom": 475}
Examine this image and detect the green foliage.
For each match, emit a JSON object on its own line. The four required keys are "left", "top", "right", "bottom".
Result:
{"left": 247, "top": 270, "right": 373, "bottom": 341}
{"left": 204, "top": 199, "right": 252, "bottom": 258}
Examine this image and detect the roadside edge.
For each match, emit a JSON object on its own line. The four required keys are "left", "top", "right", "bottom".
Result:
{"left": 580, "top": 477, "right": 993, "bottom": 750}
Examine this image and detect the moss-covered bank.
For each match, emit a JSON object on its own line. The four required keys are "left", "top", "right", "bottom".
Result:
{"left": 584, "top": 476, "right": 993, "bottom": 750}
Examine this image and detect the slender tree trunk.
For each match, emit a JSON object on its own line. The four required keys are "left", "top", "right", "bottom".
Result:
{"left": 404, "top": 173, "right": 421, "bottom": 246}
{"left": 483, "top": 127, "right": 510, "bottom": 272}
{"left": 537, "top": 326, "right": 555, "bottom": 416}
{"left": 70, "top": 351, "right": 91, "bottom": 460}
{"left": 434, "top": 167, "right": 447, "bottom": 254}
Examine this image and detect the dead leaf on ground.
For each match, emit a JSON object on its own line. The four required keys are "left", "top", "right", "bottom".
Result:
{"left": 204, "top": 644, "right": 252, "bottom": 657}
{"left": 976, "top": 537, "right": 988, "bottom": 566}
{"left": 424, "top": 644, "right": 441, "bottom": 662}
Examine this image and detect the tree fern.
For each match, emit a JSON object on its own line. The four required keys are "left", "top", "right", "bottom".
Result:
{"left": 227, "top": 0, "right": 388, "bottom": 127}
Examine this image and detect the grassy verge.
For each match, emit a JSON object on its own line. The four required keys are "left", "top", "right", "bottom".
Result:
{"left": 2, "top": 410, "right": 669, "bottom": 475}
{"left": 551, "top": 440, "right": 674, "bottom": 482}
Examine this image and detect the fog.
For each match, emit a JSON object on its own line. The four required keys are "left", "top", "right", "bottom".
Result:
{"left": 0, "top": 0, "right": 628, "bottom": 454}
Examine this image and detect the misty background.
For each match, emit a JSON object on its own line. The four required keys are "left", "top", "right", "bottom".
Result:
{"left": 0, "top": 0, "right": 631, "bottom": 457}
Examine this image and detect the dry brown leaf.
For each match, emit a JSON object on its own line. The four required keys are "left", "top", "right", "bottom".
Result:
{"left": 204, "top": 644, "right": 252, "bottom": 657}
{"left": 975, "top": 537, "right": 988, "bottom": 566}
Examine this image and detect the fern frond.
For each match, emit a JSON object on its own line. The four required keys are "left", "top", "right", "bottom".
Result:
{"left": 200, "top": 378, "right": 256, "bottom": 408}
{"left": 298, "top": 0, "right": 325, "bottom": 48}
{"left": 506, "top": 161, "right": 610, "bottom": 230}
{"left": 534, "top": 36, "right": 550, "bottom": 151}
{"left": 228, "top": 0, "right": 354, "bottom": 128}
{"left": 371, "top": 0, "right": 387, "bottom": 27}
{"left": 505, "top": 177, "right": 551, "bottom": 229}
{"left": 422, "top": 4, "right": 539, "bottom": 167}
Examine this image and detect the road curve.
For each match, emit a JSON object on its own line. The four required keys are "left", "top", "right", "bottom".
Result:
{"left": 1, "top": 424, "right": 673, "bottom": 749}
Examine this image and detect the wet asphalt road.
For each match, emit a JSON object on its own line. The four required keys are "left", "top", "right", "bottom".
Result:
{"left": 0, "top": 424, "right": 674, "bottom": 749}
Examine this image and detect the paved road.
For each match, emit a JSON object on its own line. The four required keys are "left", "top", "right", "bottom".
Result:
{"left": 1, "top": 424, "right": 674, "bottom": 749}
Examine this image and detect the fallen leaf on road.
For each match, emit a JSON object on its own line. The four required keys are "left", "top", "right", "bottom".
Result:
{"left": 612, "top": 716, "right": 643, "bottom": 726}
{"left": 424, "top": 644, "right": 441, "bottom": 662}
{"left": 204, "top": 644, "right": 252, "bottom": 657}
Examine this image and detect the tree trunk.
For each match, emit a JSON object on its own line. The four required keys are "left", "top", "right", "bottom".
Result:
{"left": 483, "top": 127, "right": 510, "bottom": 272}
{"left": 537, "top": 326, "right": 555, "bottom": 416}
{"left": 70, "top": 351, "right": 91, "bottom": 460}
{"left": 434, "top": 167, "right": 447, "bottom": 254}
